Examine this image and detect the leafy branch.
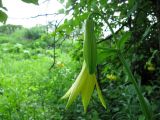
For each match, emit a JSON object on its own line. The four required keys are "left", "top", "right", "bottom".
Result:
{"left": 91, "top": 12, "right": 153, "bottom": 120}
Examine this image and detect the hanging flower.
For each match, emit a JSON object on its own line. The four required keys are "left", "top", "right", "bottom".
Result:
{"left": 62, "top": 62, "right": 106, "bottom": 112}
{"left": 62, "top": 14, "right": 106, "bottom": 112}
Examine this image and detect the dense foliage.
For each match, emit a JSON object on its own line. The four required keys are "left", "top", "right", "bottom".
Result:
{"left": 0, "top": 0, "right": 160, "bottom": 119}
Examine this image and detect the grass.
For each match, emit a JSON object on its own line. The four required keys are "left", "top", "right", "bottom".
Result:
{"left": 0, "top": 35, "right": 80, "bottom": 119}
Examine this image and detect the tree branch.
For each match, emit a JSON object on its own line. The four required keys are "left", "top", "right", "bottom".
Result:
{"left": 97, "top": 22, "right": 127, "bottom": 44}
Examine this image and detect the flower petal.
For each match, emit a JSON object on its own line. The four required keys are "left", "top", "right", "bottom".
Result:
{"left": 81, "top": 74, "right": 95, "bottom": 112}
{"left": 66, "top": 63, "right": 88, "bottom": 109}
{"left": 95, "top": 76, "right": 107, "bottom": 109}
{"left": 61, "top": 83, "right": 74, "bottom": 99}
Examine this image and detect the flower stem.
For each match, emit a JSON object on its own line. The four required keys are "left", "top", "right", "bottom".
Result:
{"left": 118, "top": 52, "right": 152, "bottom": 120}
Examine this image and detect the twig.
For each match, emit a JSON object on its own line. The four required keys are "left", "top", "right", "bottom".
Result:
{"left": 9, "top": 13, "right": 62, "bottom": 20}
{"left": 48, "top": 15, "right": 66, "bottom": 71}
{"left": 97, "top": 22, "right": 127, "bottom": 44}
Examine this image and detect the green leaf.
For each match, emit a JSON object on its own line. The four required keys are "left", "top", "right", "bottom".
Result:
{"left": 0, "top": 10, "right": 7, "bottom": 23}
{"left": 65, "top": 0, "right": 72, "bottom": 8}
{"left": 0, "top": 0, "right": 7, "bottom": 11}
{"left": 128, "top": 0, "right": 135, "bottom": 8}
{"left": 138, "top": 115, "right": 145, "bottom": 120}
{"left": 144, "top": 97, "right": 153, "bottom": 119}
{"left": 58, "top": 9, "right": 64, "bottom": 14}
{"left": 0, "top": 0, "right": 2, "bottom": 7}
{"left": 141, "top": 25, "right": 152, "bottom": 41}
{"left": 100, "top": 0, "right": 106, "bottom": 5}
{"left": 118, "top": 53, "right": 153, "bottom": 120}
{"left": 97, "top": 48, "right": 117, "bottom": 64}
{"left": 127, "top": 2, "right": 137, "bottom": 18}
{"left": 59, "top": 0, "right": 64, "bottom": 4}
{"left": 118, "top": 32, "right": 131, "bottom": 49}
{"left": 153, "top": 113, "right": 160, "bottom": 119}
{"left": 21, "top": 0, "right": 39, "bottom": 5}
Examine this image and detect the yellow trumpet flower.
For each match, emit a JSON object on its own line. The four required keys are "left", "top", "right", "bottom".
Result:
{"left": 62, "top": 62, "right": 106, "bottom": 112}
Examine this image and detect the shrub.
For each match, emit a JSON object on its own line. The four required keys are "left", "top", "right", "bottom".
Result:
{"left": 23, "top": 25, "right": 46, "bottom": 40}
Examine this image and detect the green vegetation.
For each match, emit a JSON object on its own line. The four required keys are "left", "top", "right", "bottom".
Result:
{"left": 0, "top": 26, "right": 81, "bottom": 120}
{"left": 0, "top": 0, "right": 160, "bottom": 120}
